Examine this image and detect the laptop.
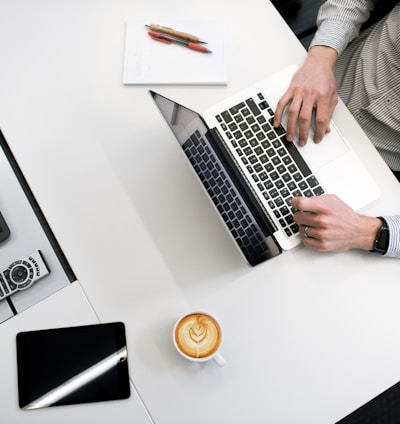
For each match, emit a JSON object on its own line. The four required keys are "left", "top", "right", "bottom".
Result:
{"left": 150, "top": 65, "right": 380, "bottom": 266}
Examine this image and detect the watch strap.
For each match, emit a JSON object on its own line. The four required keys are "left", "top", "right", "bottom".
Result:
{"left": 372, "top": 217, "right": 389, "bottom": 255}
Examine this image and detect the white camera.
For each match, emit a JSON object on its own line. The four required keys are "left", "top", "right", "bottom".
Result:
{"left": 0, "top": 251, "right": 50, "bottom": 300}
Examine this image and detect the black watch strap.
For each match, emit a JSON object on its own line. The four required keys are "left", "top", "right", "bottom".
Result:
{"left": 372, "top": 217, "right": 389, "bottom": 255}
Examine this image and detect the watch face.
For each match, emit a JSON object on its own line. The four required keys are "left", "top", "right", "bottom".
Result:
{"left": 377, "top": 230, "right": 389, "bottom": 253}
{"left": 375, "top": 219, "right": 389, "bottom": 254}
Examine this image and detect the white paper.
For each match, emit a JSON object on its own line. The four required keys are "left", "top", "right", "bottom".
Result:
{"left": 123, "top": 20, "right": 228, "bottom": 85}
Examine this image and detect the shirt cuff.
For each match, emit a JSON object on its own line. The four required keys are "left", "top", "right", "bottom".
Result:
{"left": 309, "top": 15, "right": 359, "bottom": 56}
{"left": 382, "top": 215, "right": 400, "bottom": 258}
{"left": 309, "top": 21, "right": 358, "bottom": 55}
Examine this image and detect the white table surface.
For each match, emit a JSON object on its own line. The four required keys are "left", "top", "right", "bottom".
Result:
{"left": 1, "top": 1, "right": 400, "bottom": 423}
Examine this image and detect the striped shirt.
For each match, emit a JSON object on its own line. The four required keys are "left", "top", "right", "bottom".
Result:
{"left": 310, "top": 0, "right": 400, "bottom": 257}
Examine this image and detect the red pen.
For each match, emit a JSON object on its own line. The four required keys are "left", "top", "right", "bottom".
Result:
{"left": 148, "top": 31, "right": 212, "bottom": 54}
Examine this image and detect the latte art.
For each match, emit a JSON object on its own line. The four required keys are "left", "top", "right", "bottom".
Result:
{"left": 174, "top": 313, "right": 221, "bottom": 359}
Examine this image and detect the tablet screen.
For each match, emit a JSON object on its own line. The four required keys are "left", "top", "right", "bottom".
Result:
{"left": 16, "top": 322, "right": 131, "bottom": 409}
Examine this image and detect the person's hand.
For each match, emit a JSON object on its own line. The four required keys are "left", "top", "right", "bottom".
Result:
{"left": 274, "top": 46, "right": 339, "bottom": 146}
{"left": 292, "top": 194, "right": 382, "bottom": 252}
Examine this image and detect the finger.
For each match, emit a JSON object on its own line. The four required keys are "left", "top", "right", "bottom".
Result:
{"left": 300, "top": 224, "right": 312, "bottom": 238}
{"left": 285, "top": 97, "right": 303, "bottom": 141}
{"left": 302, "top": 224, "right": 325, "bottom": 241}
{"left": 291, "top": 196, "right": 314, "bottom": 212}
{"left": 294, "top": 211, "right": 318, "bottom": 228}
{"left": 313, "top": 95, "right": 337, "bottom": 143}
{"left": 297, "top": 99, "right": 315, "bottom": 146}
{"left": 313, "top": 118, "right": 329, "bottom": 144}
{"left": 291, "top": 195, "right": 325, "bottom": 214}
{"left": 274, "top": 89, "right": 294, "bottom": 128}
{"left": 302, "top": 236, "right": 325, "bottom": 250}
{"left": 313, "top": 102, "right": 330, "bottom": 143}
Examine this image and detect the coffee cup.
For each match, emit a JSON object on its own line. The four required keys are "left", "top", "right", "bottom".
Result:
{"left": 173, "top": 312, "right": 226, "bottom": 367}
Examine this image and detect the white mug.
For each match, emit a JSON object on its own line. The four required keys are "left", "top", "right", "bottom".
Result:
{"left": 173, "top": 312, "right": 226, "bottom": 367}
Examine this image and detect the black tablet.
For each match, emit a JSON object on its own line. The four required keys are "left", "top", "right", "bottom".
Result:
{"left": 16, "top": 322, "right": 131, "bottom": 409}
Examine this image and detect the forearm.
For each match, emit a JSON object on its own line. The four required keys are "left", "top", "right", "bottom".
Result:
{"left": 306, "top": 45, "right": 338, "bottom": 72}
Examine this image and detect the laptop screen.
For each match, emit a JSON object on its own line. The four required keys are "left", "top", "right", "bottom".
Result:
{"left": 150, "top": 90, "right": 209, "bottom": 147}
{"left": 150, "top": 91, "right": 281, "bottom": 266}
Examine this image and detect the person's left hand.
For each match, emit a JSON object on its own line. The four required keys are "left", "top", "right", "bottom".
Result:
{"left": 292, "top": 194, "right": 382, "bottom": 252}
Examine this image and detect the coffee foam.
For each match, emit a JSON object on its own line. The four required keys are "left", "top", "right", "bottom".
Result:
{"left": 174, "top": 313, "right": 221, "bottom": 359}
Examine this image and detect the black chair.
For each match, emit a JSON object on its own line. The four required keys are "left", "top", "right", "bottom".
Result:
{"left": 272, "top": 0, "right": 400, "bottom": 48}
{"left": 271, "top": 0, "right": 325, "bottom": 47}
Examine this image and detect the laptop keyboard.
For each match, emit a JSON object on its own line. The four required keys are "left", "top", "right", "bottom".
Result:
{"left": 215, "top": 93, "right": 325, "bottom": 237}
{"left": 182, "top": 131, "right": 270, "bottom": 261}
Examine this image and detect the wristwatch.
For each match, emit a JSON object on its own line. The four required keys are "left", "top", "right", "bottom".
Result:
{"left": 372, "top": 217, "right": 389, "bottom": 255}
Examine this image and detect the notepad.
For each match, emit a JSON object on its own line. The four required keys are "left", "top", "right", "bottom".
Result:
{"left": 123, "top": 20, "right": 227, "bottom": 85}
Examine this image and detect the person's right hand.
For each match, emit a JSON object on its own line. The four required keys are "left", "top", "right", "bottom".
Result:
{"left": 274, "top": 46, "right": 339, "bottom": 146}
{"left": 292, "top": 194, "right": 382, "bottom": 252}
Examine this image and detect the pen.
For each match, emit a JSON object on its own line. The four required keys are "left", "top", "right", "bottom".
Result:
{"left": 145, "top": 24, "right": 207, "bottom": 44}
{"left": 148, "top": 31, "right": 212, "bottom": 53}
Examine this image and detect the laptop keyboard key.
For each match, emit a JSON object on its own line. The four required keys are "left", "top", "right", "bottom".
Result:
{"left": 217, "top": 93, "right": 325, "bottom": 240}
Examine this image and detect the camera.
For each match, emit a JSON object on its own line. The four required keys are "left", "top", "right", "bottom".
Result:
{"left": 0, "top": 251, "right": 50, "bottom": 300}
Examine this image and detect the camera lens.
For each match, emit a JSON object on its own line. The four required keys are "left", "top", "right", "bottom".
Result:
{"left": 10, "top": 265, "right": 29, "bottom": 283}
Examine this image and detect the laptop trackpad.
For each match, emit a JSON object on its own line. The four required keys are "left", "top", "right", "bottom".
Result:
{"left": 297, "top": 125, "right": 349, "bottom": 170}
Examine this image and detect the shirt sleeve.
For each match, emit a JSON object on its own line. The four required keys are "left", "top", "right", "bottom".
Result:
{"left": 309, "top": 0, "right": 377, "bottom": 55}
{"left": 382, "top": 215, "right": 400, "bottom": 258}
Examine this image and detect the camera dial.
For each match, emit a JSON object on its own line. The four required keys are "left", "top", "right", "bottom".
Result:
{"left": 0, "top": 251, "right": 50, "bottom": 300}
{"left": 6, "top": 261, "right": 34, "bottom": 289}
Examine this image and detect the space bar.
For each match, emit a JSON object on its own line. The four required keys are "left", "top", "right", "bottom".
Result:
{"left": 282, "top": 136, "right": 312, "bottom": 177}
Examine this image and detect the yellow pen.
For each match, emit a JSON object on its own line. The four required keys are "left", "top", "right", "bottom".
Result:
{"left": 145, "top": 24, "right": 207, "bottom": 44}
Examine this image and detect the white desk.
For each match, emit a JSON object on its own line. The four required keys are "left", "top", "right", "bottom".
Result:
{"left": 1, "top": 1, "right": 400, "bottom": 423}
